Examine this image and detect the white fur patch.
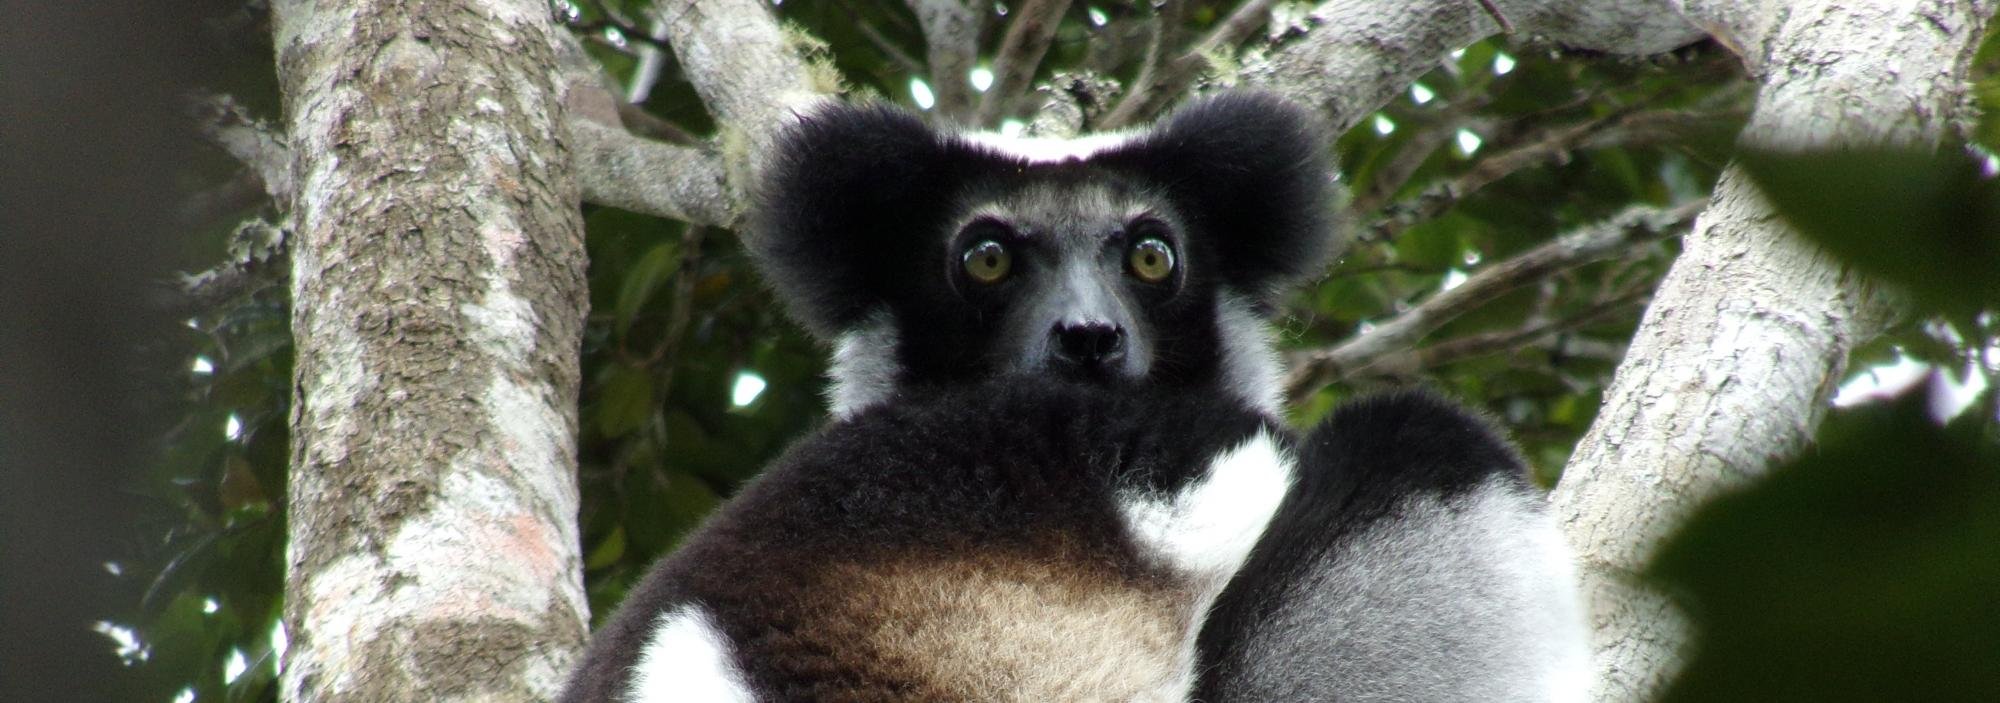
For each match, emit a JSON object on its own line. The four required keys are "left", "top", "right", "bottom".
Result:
{"left": 961, "top": 130, "right": 1143, "bottom": 164}
{"left": 1214, "top": 293, "right": 1285, "bottom": 416}
{"left": 1117, "top": 430, "right": 1294, "bottom": 580}
{"left": 625, "top": 605, "right": 755, "bottom": 703}
{"left": 1523, "top": 507, "right": 1593, "bottom": 703}
{"left": 826, "top": 311, "right": 900, "bottom": 419}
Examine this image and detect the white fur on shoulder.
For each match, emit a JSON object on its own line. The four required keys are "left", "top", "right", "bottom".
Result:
{"left": 625, "top": 605, "right": 756, "bottom": 703}
{"left": 1117, "top": 430, "right": 1294, "bottom": 581}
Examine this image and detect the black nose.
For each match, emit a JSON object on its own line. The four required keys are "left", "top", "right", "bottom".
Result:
{"left": 1051, "top": 321, "right": 1125, "bottom": 370}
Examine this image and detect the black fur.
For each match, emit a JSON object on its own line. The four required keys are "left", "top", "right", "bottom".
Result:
{"left": 561, "top": 378, "right": 1281, "bottom": 702}
{"left": 1192, "top": 390, "right": 1537, "bottom": 701}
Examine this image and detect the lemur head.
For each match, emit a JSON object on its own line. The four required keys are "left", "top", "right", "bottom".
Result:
{"left": 750, "top": 92, "right": 1342, "bottom": 417}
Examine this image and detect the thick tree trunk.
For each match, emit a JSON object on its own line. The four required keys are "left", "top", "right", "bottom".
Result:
{"left": 1551, "top": 1, "right": 1994, "bottom": 700}
{"left": 272, "top": 1, "right": 590, "bottom": 700}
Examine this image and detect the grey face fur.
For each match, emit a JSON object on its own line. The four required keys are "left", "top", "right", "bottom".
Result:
{"left": 959, "top": 182, "right": 1172, "bottom": 382}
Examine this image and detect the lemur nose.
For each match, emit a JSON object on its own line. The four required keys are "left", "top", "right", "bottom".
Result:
{"left": 1051, "top": 321, "right": 1125, "bottom": 369}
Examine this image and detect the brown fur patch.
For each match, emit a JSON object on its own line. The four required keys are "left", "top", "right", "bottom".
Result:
{"left": 816, "top": 549, "right": 1197, "bottom": 702}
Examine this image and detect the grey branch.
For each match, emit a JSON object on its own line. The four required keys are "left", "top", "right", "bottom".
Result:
{"left": 906, "top": 0, "right": 983, "bottom": 122}
{"left": 853, "top": 12, "right": 926, "bottom": 77}
{"left": 1237, "top": 1, "right": 1504, "bottom": 134}
{"left": 1336, "top": 290, "right": 1650, "bottom": 384}
{"left": 651, "top": 0, "right": 821, "bottom": 159}
{"left": 1283, "top": 201, "right": 1702, "bottom": 404}
{"left": 569, "top": 120, "right": 735, "bottom": 226}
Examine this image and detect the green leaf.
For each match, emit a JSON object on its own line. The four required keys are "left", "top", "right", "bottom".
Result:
{"left": 585, "top": 526, "right": 627, "bottom": 570}
{"left": 596, "top": 364, "right": 655, "bottom": 439}
{"left": 1650, "top": 387, "right": 2000, "bottom": 702}
{"left": 613, "top": 241, "right": 681, "bottom": 338}
{"left": 1737, "top": 146, "right": 2000, "bottom": 315}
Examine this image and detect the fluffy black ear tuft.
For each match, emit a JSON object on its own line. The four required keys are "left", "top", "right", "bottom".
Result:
{"left": 1103, "top": 91, "right": 1345, "bottom": 305}
{"left": 747, "top": 101, "right": 951, "bottom": 337}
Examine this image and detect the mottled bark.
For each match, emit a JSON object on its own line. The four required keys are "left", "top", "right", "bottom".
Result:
{"left": 906, "top": 0, "right": 983, "bottom": 123}
{"left": 272, "top": 0, "right": 590, "bottom": 700}
{"left": 1551, "top": 1, "right": 1994, "bottom": 700}
{"left": 1235, "top": 1, "right": 1498, "bottom": 133}
{"left": 569, "top": 119, "right": 734, "bottom": 226}
{"left": 650, "top": 0, "right": 820, "bottom": 178}
{"left": 1238, "top": 0, "right": 1700, "bottom": 134}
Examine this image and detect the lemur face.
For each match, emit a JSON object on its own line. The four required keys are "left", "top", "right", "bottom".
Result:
{"left": 947, "top": 180, "right": 1188, "bottom": 383}
{"left": 750, "top": 92, "right": 1343, "bottom": 417}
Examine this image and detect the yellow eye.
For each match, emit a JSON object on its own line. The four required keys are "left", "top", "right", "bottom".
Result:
{"left": 962, "top": 240, "right": 1012, "bottom": 284}
{"left": 1128, "top": 238, "right": 1175, "bottom": 283}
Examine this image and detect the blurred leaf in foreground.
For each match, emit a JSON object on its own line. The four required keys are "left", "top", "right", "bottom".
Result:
{"left": 1651, "top": 384, "right": 2000, "bottom": 702}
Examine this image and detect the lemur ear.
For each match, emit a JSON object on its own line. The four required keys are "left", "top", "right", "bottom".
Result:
{"left": 749, "top": 100, "right": 953, "bottom": 337}
{"left": 1103, "top": 91, "right": 1346, "bottom": 305}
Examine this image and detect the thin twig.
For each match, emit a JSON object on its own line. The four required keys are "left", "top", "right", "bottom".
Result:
{"left": 851, "top": 11, "right": 926, "bottom": 76}
{"left": 1366, "top": 107, "right": 1729, "bottom": 242}
{"left": 1413, "top": 291, "right": 1647, "bottom": 370}
{"left": 1348, "top": 96, "right": 1493, "bottom": 215}
{"left": 1100, "top": 0, "right": 1275, "bottom": 128}
{"left": 1283, "top": 200, "right": 1704, "bottom": 404}
{"left": 647, "top": 226, "right": 707, "bottom": 403}
{"left": 977, "top": 0, "right": 1073, "bottom": 126}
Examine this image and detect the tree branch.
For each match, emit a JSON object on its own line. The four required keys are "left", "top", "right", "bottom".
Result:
{"left": 976, "top": 0, "right": 1072, "bottom": 126}
{"left": 173, "top": 218, "right": 290, "bottom": 316}
{"left": 568, "top": 120, "right": 735, "bottom": 226}
{"left": 1552, "top": 2, "right": 1993, "bottom": 698}
{"left": 1283, "top": 200, "right": 1702, "bottom": 404}
{"left": 1346, "top": 96, "right": 1492, "bottom": 215}
{"left": 1411, "top": 290, "right": 1647, "bottom": 371}
{"left": 189, "top": 93, "right": 292, "bottom": 202}
{"left": 550, "top": 28, "right": 737, "bottom": 225}
{"left": 1236, "top": 1, "right": 1503, "bottom": 134}
{"left": 905, "top": 0, "right": 982, "bottom": 122}
{"left": 651, "top": 0, "right": 821, "bottom": 163}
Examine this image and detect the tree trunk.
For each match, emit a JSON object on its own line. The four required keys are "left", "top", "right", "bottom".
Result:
{"left": 1550, "top": 1, "right": 1994, "bottom": 700}
{"left": 272, "top": 1, "right": 590, "bottom": 700}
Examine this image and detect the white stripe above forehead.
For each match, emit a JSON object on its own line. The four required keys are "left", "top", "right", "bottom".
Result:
{"left": 960, "top": 130, "right": 1146, "bottom": 164}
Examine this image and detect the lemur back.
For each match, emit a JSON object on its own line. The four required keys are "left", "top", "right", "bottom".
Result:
{"left": 560, "top": 380, "right": 1292, "bottom": 702}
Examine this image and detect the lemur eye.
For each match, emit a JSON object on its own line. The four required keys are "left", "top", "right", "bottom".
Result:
{"left": 962, "top": 240, "right": 1012, "bottom": 284}
{"left": 1128, "top": 238, "right": 1176, "bottom": 283}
